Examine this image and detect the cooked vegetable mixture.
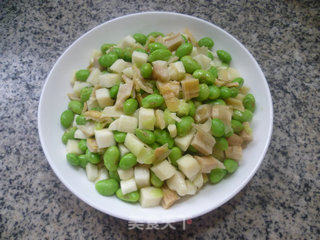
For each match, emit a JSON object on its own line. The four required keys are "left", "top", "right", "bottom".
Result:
{"left": 61, "top": 30, "right": 255, "bottom": 208}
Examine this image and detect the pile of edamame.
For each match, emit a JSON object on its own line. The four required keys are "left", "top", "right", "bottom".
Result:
{"left": 60, "top": 30, "right": 256, "bottom": 208}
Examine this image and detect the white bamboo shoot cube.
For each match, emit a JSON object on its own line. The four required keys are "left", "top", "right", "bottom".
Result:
{"left": 174, "top": 128, "right": 196, "bottom": 151}
{"left": 122, "top": 67, "right": 134, "bottom": 78}
{"left": 118, "top": 144, "right": 130, "bottom": 157}
{"left": 94, "top": 129, "right": 115, "bottom": 148}
{"left": 118, "top": 35, "right": 136, "bottom": 49}
{"left": 73, "top": 81, "right": 91, "bottom": 97}
{"left": 120, "top": 178, "right": 137, "bottom": 194}
{"left": 134, "top": 166, "right": 150, "bottom": 188}
{"left": 87, "top": 68, "right": 101, "bottom": 86}
{"left": 167, "top": 124, "right": 177, "bottom": 138}
{"left": 66, "top": 139, "right": 82, "bottom": 154}
{"left": 166, "top": 172, "right": 187, "bottom": 196}
{"left": 177, "top": 154, "right": 201, "bottom": 181}
{"left": 139, "top": 187, "right": 163, "bottom": 208}
{"left": 132, "top": 51, "right": 148, "bottom": 67}
{"left": 110, "top": 59, "right": 130, "bottom": 73}
{"left": 117, "top": 168, "right": 134, "bottom": 180}
{"left": 98, "top": 73, "right": 121, "bottom": 88}
{"left": 124, "top": 133, "right": 145, "bottom": 156}
{"left": 95, "top": 88, "right": 114, "bottom": 108}
{"left": 86, "top": 163, "right": 99, "bottom": 182}
{"left": 74, "top": 129, "right": 87, "bottom": 139}
{"left": 139, "top": 108, "right": 155, "bottom": 130}
{"left": 151, "top": 160, "right": 176, "bottom": 181}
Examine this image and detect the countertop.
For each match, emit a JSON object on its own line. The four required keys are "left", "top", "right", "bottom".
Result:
{"left": 1, "top": 0, "right": 319, "bottom": 239}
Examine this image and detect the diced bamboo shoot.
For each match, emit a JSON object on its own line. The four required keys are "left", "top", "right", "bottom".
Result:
{"left": 86, "top": 163, "right": 99, "bottom": 182}
{"left": 132, "top": 51, "right": 148, "bottom": 67}
{"left": 192, "top": 172, "right": 204, "bottom": 189}
{"left": 167, "top": 124, "right": 177, "bottom": 138}
{"left": 66, "top": 139, "right": 82, "bottom": 154}
{"left": 166, "top": 172, "right": 188, "bottom": 196}
{"left": 110, "top": 59, "right": 130, "bottom": 73}
{"left": 161, "top": 185, "right": 180, "bottom": 209}
{"left": 151, "top": 160, "right": 176, "bottom": 181}
{"left": 87, "top": 68, "right": 101, "bottom": 86}
{"left": 134, "top": 166, "right": 150, "bottom": 188}
{"left": 99, "top": 73, "right": 121, "bottom": 88}
{"left": 195, "top": 104, "right": 211, "bottom": 123}
{"left": 225, "top": 146, "right": 242, "bottom": 161}
{"left": 155, "top": 109, "right": 166, "bottom": 130}
{"left": 94, "top": 129, "right": 115, "bottom": 148}
{"left": 191, "top": 129, "right": 215, "bottom": 155}
{"left": 139, "top": 108, "right": 155, "bottom": 130}
{"left": 176, "top": 154, "right": 201, "bottom": 181}
{"left": 74, "top": 129, "right": 87, "bottom": 139}
{"left": 108, "top": 115, "right": 138, "bottom": 133}
{"left": 139, "top": 187, "right": 163, "bottom": 208}
{"left": 174, "top": 128, "right": 196, "bottom": 151}
{"left": 117, "top": 168, "right": 134, "bottom": 180}
{"left": 185, "top": 180, "right": 197, "bottom": 195}
{"left": 194, "top": 156, "right": 225, "bottom": 173}
{"left": 120, "top": 178, "right": 137, "bottom": 195}
{"left": 118, "top": 144, "right": 130, "bottom": 157}
{"left": 227, "top": 134, "right": 243, "bottom": 146}
{"left": 181, "top": 77, "right": 199, "bottom": 100}
{"left": 124, "top": 133, "right": 145, "bottom": 156}
{"left": 95, "top": 88, "right": 114, "bottom": 108}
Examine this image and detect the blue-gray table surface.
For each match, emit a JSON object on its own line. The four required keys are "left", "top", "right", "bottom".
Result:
{"left": 0, "top": 0, "right": 319, "bottom": 239}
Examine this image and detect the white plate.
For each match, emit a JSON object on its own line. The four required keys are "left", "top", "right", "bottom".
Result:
{"left": 38, "top": 12, "right": 273, "bottom": 223}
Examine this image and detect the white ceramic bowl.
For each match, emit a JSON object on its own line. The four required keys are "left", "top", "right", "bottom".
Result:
{"left": 38, "top": 12, "right": 273, "bottom": 223}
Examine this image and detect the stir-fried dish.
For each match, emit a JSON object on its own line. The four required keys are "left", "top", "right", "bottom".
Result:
{"left": 60, "top": 30, "right": 256, "bottom": 208}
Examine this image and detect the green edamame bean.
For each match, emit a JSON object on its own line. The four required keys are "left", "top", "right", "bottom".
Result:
{"left": 188, "top": 101, "right": 196, "bottom": 117}
{"left": 233, "top": 109, "right": 253, "bottom": 122}
{"left": 66, "top": 153, "right": 79, "bottom": 166}
{"left": 177, "top": 101, "right": 190, "bottom": 117}
{"left": 135, "top": 129, "right": 155, "bottom": 145}
{"left": 220, "top": 86, "right": 232, "bottom": 99}
{"left": 103, "top": 146, "right": 120, "bottom": 171}
{"left": 198, "top": 37, "right": 214, "bottom": 49}
{"left": 148, "top": 42, "right": 167, "bottom": 52}
{"left": 217, "top": 50, "right": 232, "bottom": 64}
{"left": 140, "top": 63, "right": 153, "bottom": 79}
{"left": 109, "top": 170, "right": 120, "bottom": 182}
{"left": 207, "top": 51, "right": 214, "bottom": 60}
{"left": 61, "top": 127, "right": 76, "bottom": 144}
{"left": 78, "top": 139, "right": 87, "bottom": 152}
{"left": 142, "top": 94, "right": 164, "bottom": 108}
{"left": 181, "top": 56, "right": 201, "bottom": 74}
{"left": 109, "top": 84, "right": 119, "bottom": 99}
{"left": 119, "top": 153, "right": 137, "bottom": 170}
{"left": 209, "top": 168, "right": 227, "bottom": 184}
{"left": 164, "top": 109, "right": 175, "bottom": 125}
{"left": 123, "top": 98, "right": 138, "bottom": 115}
{"left": 80, "top": 87, "right": 93, "bottom": 103}
{"left": 230, "top": 87, "right": 239, "bottom": 98}
{"left": 208, "top": 67, "right": 218, "bottom": 80}
{"left": 75, "top": 69, "right": 90, "bottom": 82}
{"left": 175, "top": 42, "right": 193, "bottom": 58}
{"left": 76, "top": 115, "right": 87, "bottom": 125}
{"left": 211, "top": 99, "right": 226, "bottom": 106}
{"left": 133, "top": 33, "right": 147, "bottom": 45}
{"left": 101, "top": 43, "right": 116, "bottom": 54}
{"left": 68, "top": 100, "right": 83, "bottom": 115}
{"left": 60, "top": 110, "right": 74, "bottom": 128}
{"left": 208, "top": 85, "right": 221, "bottom": 100}
{"left": 116, "top": 189, "right": 140, "bottom": 202}
{"left": 193, "top": 69, "right": 215, "bottom": 85}
{"left": 123, "top": 47, "right": 133, "bottom": 62}
{"left": 243, "top": 94, "right": 256, "bottom": 112}
{"left": 231, "top": 119, "right": 244, "bottom": 133}
{"left": 169, "top": 147, "right": 182, "bottom": 166}
{"left": 78, "top": 154, "right": 88, "bottom": 168}
{"left": 211, "top": 118, "right": 225, "bottom": 137}
{"left": 147, "top": 32, "right": 164, "bottom": 38}
{"left": 98, "top": 52, "right": 118, "bottom": 68}
{"left": 232, "top": 77, "right": 244, "bottom": 88}
{"left": 95, "top": 179, "right": 119, "bottom": 196}
{"left": 154, "top": 129, "right": 174, "bottom": 148}
{"left": 215, "top": 137, "right": 228, "bottom": 151}
{"left": 176, "top": 116, "right": 194, "bottom": 137}
{"left": 113, "top": 131, "right": 127, "bottom": 143}
{"left": 86, "top": 149, "right": 101, "bottom": 164}
{"left": 150, "top": 172, "right": 164, "bottom": 188}
{"left": 224, "top": 159, "right": 238, "bottom": 174}
{"left": 148, "top": 49, "right": 172, "bottom": 62}
{"left": 197, "top": 83, "right": 210, "bottom": 102}
{"left": 110, "top": 47, "right": 124, "bottom": 59}
{"left": 150, "top": 142, "right": 160, "bottom": 149}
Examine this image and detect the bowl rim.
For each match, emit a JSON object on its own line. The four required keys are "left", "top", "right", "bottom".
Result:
{"left": 38, "top": 11, "right": 273, "bottom": 223}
